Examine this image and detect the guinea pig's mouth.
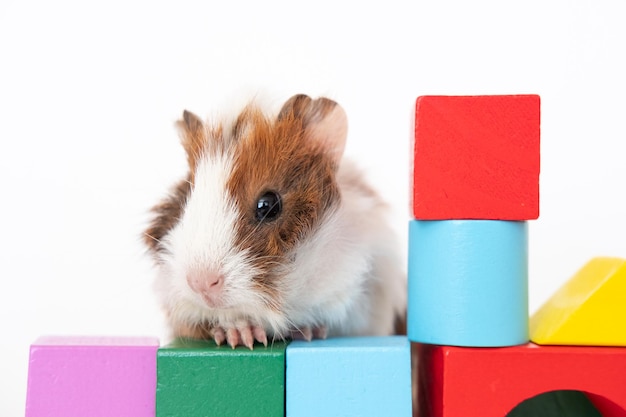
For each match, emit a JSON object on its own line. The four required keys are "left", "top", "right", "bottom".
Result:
{"left": 198, "top": 292, "right": 226, "bottom": 309}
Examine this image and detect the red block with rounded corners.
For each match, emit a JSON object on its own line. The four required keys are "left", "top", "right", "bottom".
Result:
{"left": 412, "top": 95, "right": 540, "bottom": 220}
{"left": 416, "top": 343, "right": 626, "bottom": 417}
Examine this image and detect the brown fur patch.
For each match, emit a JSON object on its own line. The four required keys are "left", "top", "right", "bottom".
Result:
{"left": 176, "top": 110, "right": 233, "bottom": 182}
{"left": 394, "top": 311, "right": 408, "bottom": 335}
{"left": 226, "top": 102, "right": 342, "bottom": 303}
{"left": 177, "top": 110, "right": 206, "bottom": 174}
{"left": 144, "top": 176, "right": 192, "bottom": 255}
{"left": 278, "top": 94, "right": 337, "bottom": 124}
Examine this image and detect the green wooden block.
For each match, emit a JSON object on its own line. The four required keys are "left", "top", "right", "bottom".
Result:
{"left": 157, "top": 338, "right": 289, "bottom": 417}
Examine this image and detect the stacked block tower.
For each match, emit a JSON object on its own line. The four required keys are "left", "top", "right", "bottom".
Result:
{"left": 409, "top": 95, "right": 626, "bottom": 417}
{"left": 408, "top": 94, "right": 540, "bottom": 347}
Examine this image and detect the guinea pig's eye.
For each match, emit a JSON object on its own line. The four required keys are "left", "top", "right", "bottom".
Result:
{"left": 255, "top": 191, "right": 282, "bottom": 222}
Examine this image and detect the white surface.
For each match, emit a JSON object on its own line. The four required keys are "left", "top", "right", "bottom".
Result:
{"left": 1, "top": 0, "right": 625, "bottom": 415}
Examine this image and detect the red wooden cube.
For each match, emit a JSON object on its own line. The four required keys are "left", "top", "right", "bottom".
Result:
{"left": 416, "top": 343, "right": 626, "bottom": 417}
{"left": 412, "top": 95, "right": 540, "bottom": 220}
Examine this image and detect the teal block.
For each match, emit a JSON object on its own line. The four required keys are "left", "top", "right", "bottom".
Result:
{"left": 157, "top": 338, "right": 288, "bottom": 417}
{"left": 286, "top": 336, "right": 412, "bottom": 417}
{"left": 408, "top": 220, "right": 529, "bottom": 347}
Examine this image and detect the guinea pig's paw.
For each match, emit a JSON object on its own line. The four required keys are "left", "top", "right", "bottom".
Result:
{"left": 289, "top": 325, "right": 328, "bottom": 341}
{"left": 211, "top": 321, "right": 268, "bottom": 350}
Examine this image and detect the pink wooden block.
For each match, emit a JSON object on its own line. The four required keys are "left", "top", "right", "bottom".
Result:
{"left": 25, "top": 336, "right": 159, "bottom": 417}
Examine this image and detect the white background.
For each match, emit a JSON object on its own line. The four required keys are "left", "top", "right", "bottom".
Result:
{"left": 1, "top": 0, "right": 625, "bottom": 415}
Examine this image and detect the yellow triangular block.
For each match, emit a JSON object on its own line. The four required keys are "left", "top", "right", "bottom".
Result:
{"left": 530, "top": 257, "right": 626, "bottom": 346}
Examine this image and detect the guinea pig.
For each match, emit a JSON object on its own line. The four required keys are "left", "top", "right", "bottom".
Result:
{"left": 144, "top": 94, "right": 406, "bottom": 349}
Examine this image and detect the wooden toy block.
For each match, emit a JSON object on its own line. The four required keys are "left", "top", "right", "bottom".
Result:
{"left": 157, "top": 338, "right": 288, "bottom": 417}
{"left": 530, "top": 257, "right": 626, "bottom": 346}
{"left": 25, "top": 336, "right": 159, "bottom": 417}
{"left": 408, "top": 220, "right": 528, "bottom": 347}
{"left": 412, "top": 94, "right": 540, "bottom": 220}
{"left": 416, "top": 343, "right": 626, "bottom": 417}
{"left": 286, "top": 336, "right": 412, "bottom": 417}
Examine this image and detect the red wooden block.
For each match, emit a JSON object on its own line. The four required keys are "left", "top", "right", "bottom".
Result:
{"left": 412, "top": 95, "right": 540, "bottom": 220}
{"left": 417, "top": 343, "right": 626, "bottom": 417}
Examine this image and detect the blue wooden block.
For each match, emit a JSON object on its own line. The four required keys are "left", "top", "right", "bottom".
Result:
{"left": 408, "top": 220, "right": 529, "bottom": 347}
{"left": 286, "top": 336, "right": 412, "bottom": 417}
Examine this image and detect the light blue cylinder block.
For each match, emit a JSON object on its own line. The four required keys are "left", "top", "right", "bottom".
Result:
{"left": 408, "top": 220, "right": 529, "bottom": 347}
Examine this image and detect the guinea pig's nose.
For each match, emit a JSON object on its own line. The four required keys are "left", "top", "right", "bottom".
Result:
{"left": 186, "top": 269, "right": 224, "bottom": 296}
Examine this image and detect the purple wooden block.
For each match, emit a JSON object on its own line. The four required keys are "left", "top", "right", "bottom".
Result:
{"left": 25, "top": 336, "right": 159, "bottom": 417}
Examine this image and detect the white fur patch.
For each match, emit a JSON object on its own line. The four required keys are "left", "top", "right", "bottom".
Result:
{"left": 154, "top": 148, "right": 273, "bottom": 330}
{"left": 267, "top": 160, "right": 407, "bottom": 337}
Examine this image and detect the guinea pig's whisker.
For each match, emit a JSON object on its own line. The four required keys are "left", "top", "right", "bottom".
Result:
{"left": 237, "top": 221, "right": 267, "bottom": 249}
{"left": 143, "top": 232, "right": 162, "bottom": 244}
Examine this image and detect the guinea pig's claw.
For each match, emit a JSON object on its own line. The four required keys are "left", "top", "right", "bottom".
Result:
{"left": 313, "top": 326, "right": 328, "bottom": 339}
{"left": 301, "top": 327, "right": 314, "bottom": 341}
{"left": 239, "top": 326, "right": 255, "bottom": 350}
{"left": 253, "top": 325, "right": 268, "bottom": 347}
{"left": 226, "top": 328, "right": 242, "bottom": 349}
{"left": 212, "top": 328, "right": 226, "bottom": 346}
{"left": 214, "top": 324, "right": 267, "bottom": 349}
{"left": 290, "top": 325, "right": 327, "bottom": 341}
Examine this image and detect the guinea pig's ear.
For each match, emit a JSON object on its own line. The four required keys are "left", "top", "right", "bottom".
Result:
{"left": 279, "top": 94, "right": 348, "bottom": 165}
{"left": 176, "top": 110, "right": 205, "bottom": 169}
